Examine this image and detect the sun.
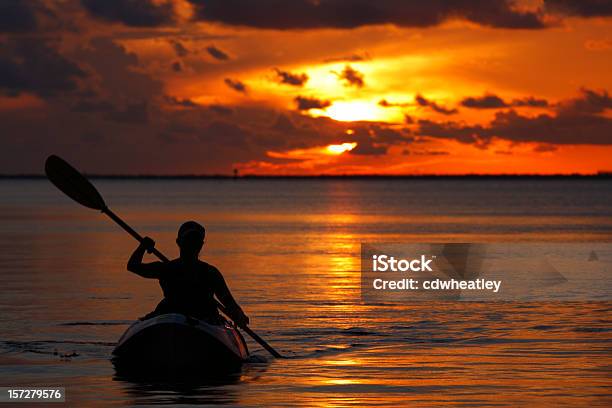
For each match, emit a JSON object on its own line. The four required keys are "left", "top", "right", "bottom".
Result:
{"left": 326, "top": 142, "right": 357, "bottom": 155}
{"left": 325, "top": 101, "right": 384, "bottom": 121}
{"left": 309, "top": 100, "right": 402, "bottom": 123}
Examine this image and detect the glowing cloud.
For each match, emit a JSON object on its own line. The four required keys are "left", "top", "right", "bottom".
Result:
{"left": 326, "top": 142, "right": 357, "bottom": 155}
{"left": 268, "top": 142, "right": 357, "bottom": 160}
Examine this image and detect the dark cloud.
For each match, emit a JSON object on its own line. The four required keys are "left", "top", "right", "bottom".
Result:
{"left": 351, "top": 142, "right": 387, "bottom": 155}
{"left": 0, "top": 0, "right": 39, "bottom": 32}
{"left": 418, "top": 89, "right": 612, "bottom": 145}
{"left": 71, "top": 96, "right": 151, "bottom": 123}
{"left": 106, "top": 101, "right": 149, "bottom": 123}
{"left": 71, "top": 95, "right": 150, "bottom": 124}
{"left": 0, "top": 38, "right": 277, "bottom": 174}
{"left": 81, "top": 0, "right": 176, "bottom": 27}
{"left": 403, "top": 149, "right": 449, "bottom": 156}
{"left": 187, "top": 0, "right": 545, "bottom": 29}
{"left": 461, "top": 94, "right": 507, "bottom": 109}
{"left": 162, "top": 117, "right": 199, "bottom": 135}
{"left": 199, "top": 121, "right": 251, "bottom": 146}
{"left": 66, "top": 38, "right": 163, "bottom": 127}
{"left": 417, "top": 119, "right": 485, "bottom": 144}
{"left": 294, "top": 96, "right": 332, "bottom": 111}
{"left": 165, "top": 96, "right": 199, "bottom": 107}
{"left": 346, "top": 124, "right": 409, "bottom": 156}
{"left": 461, "top": 94, "right": 549, "bottom": 109}
{"left": 171, "top": 40, "right": 189, "bottom": 57}
{"left": 544, "top": 0, "right": 612, "bottom": 17}
{"left": 383, "top": 94, "right": 548, "bottom": 112}
{"left": 74, "top": 38, "right": 163, "bottom": 101}
{"left": 0, "top": 38, "right": 86, "bottom": 98}
{"left": 559, "top": 88, "right": 612, "bottom": 115}
{"left": 71, "top": 99, "right": 114, "bottom": 113}
{"left": 323, "top": 53, "right": 371, "bottom": 63}
{"left": 415, "top": 94, "right": 458, "bottom": 115}
{"left": 512, "top": 97, "right": 549, "bottom": 107}
{"left": 224, "top": 78, "right": 248, "bottom": 93}
{"left": 208, "top": 104, "right": 233, "bottom": 115}
{"left": 206, "top": 45, "right": 230, "bottom": 61}
{"left": 247, "top": 110, "right": 348, "bottom": 153}
{"left": 0, "top": 0, "right": 65, "bottom": 34}
{"left": 378, "top": 99, "right": 410, "bottom": 108}
{"left": 533, "top": 144, "right": 558, "bottom": 153}
{"left": 485, "top": 109, "right": 611, "bottom": 145}
{"left": 372, "top": 125, "right": 408, "bottom": 143}
{"left": 273, "top": 68, "right": 308, "bottom": 87}
{"left": 271, "top": 114, "right": 297, "bottom": 133}
{"left": 333, "top": 65, "right": 364, "bottom": 88}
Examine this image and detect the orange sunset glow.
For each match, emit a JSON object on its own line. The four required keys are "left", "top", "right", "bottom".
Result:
{"left": 0, "top": 1, "right": 611, "bottom": 175}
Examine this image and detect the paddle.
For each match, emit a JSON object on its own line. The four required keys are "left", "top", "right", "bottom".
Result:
{"left": 45, "top": 154, "right": 284, "bottom": 359}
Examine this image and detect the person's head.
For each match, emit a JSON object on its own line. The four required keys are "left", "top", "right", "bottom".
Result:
{"left": 176, "top": 221, "right": 205, "bottom": 259}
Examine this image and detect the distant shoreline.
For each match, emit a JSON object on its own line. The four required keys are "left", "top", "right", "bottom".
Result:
{"left": 1, "top": 173, "right": 611, "bottom": 180}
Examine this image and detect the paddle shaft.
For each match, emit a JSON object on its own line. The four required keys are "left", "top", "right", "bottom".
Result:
{"left": 102, "top": 207, "right": 283, "bottom": 358}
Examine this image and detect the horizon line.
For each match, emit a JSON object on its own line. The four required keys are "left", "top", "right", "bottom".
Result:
{"left": 1, "top": 172, "right": 611, "bottom": 180}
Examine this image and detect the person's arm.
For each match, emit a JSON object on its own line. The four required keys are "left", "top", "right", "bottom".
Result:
{"left": 213, "top": 268, "right": 249, "bottom": 326}
{"left": 127, "top": 237, "right": 164, "bottom": 279}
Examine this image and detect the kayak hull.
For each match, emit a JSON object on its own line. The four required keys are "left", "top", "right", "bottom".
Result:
{"left": 112, "top": 313, "right": 248, "bottom": 373}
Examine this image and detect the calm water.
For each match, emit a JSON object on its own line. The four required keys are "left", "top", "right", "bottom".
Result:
{"left": 0, "top": 179, "right": 611, "bottom": 406}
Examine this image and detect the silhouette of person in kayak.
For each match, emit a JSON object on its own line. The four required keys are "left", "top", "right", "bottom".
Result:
{"left": 127, "top": 221, "right": 249, "bottom": 326}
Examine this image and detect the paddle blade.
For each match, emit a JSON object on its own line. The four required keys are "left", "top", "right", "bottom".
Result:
{"left": 45, "top": 155, "right": 106, "bottom": 210}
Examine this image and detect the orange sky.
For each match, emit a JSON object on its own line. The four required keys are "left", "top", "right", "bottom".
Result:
{"left": 0, "top": 0, "right": 611, "bottom": 174}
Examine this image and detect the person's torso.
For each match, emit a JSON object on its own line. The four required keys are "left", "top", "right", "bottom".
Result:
{"left": 158, "top": 259, "right": 219, "bottom": 318}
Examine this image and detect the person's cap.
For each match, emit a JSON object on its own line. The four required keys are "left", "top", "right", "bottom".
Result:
{"left": 177, "top": 221, "right": 205, "bottom": 241}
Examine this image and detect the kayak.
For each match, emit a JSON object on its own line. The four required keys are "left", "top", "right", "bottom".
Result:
{"left": 112, "top": 313, "right": 249, "bottom": 372}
